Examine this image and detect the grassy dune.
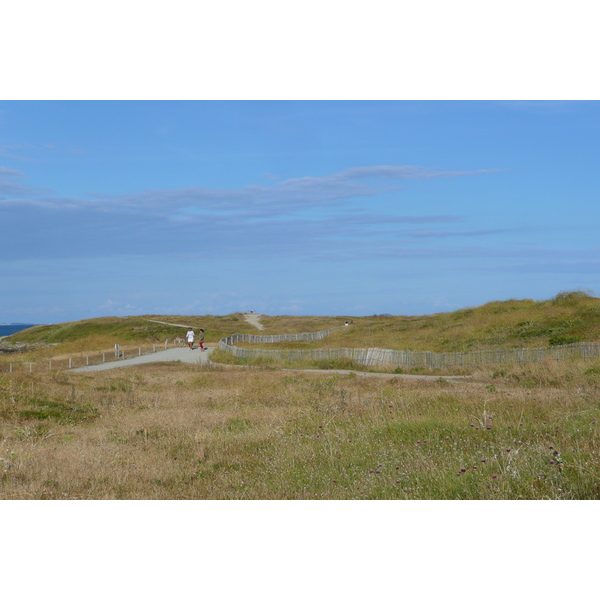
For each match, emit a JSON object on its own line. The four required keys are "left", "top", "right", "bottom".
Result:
{"left": 8, "top": 291, "right": 600, "bottom": 357}
{"left": 251, "top": 291, "right": 600, "bottom": 352}
{"left": 9, "top": 313, "right": 255, "bottom": 348}
{"left": 2, "top": 291, "right": 599, "bottom": 500}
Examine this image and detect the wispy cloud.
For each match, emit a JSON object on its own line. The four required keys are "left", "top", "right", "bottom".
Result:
{"left": 0, "top": 166, "right": 52, "bottom": 199}
{"left": 0, "top": 164, "right": 500, "bottom": 261}
{"left": 405, "top": 229, "right": 508, "bottom": 238}
{"left": 5, "top": 164, "right": 497, "bottom": 217}
{"left": 0, "top": 144, "right": 86, "bottom": 162}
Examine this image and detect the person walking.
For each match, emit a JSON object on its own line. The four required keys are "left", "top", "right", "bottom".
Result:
{"left": 186, "top": 327, "right": 195, "bottom": 350}
{"left": 198, "top": 328, "right": 205, "bottom": 351}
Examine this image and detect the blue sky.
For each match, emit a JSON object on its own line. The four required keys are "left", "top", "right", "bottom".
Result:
{"left": 1, "top": 100, "right": 599, "bottom": 322}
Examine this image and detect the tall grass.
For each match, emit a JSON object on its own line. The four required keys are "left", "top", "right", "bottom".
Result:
{"left": 1, "top": 357, "right": 599, "bottom": 499}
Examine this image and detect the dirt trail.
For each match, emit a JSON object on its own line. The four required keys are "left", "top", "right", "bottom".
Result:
{"left": 243, "top": 313, "right": 265, "bottom": 330}
{"left": 146, "top": 319, "right": 192, "bottom": 328}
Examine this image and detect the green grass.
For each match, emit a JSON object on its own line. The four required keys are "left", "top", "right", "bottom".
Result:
{"left": 8, "top": 313, "right": 257, "bottom": 348}
{"left": 2, "top": 360, "right": 599, "bottom": 499}
{"left": 8, "top": 291, "right": 600, "bottom": 357}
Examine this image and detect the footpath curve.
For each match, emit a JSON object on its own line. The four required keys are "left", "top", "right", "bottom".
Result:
{"left": 68, "top": 321, "right": 470, "bottom": 382}
{"left": 71, "top": 347, "right": 215, "bottom": 372}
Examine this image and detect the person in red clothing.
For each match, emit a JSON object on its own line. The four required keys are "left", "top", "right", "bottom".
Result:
{"left": 198, "top": 328, "right": 205, "bottom": 351}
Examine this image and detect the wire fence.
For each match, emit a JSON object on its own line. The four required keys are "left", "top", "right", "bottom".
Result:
{"left": 219, "top": 329, "right": 600, "bottom": 369}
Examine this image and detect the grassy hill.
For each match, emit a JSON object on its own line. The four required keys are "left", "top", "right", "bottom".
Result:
{"left": 229, "top": 291, "right": 600, "bottom": 352}
{"left": 4, "top": 313, "right": 260, "bottom": 356}
{"left": 6, "top": 291, "right": 600, "bottom": 354}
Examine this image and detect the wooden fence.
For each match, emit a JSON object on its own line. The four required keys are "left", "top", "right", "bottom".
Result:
{"left": 219, "top": 328, "right": 600, "bottom": 369}
{"left": 219, "top": 326, "right": 343, "bottom": 347}
{"left": 3, "top": 329, "right": 599, "bottom": 374}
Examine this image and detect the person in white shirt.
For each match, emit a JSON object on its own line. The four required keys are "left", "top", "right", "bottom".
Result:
{"left": 186, "top": 327, "right": 194, "bottom": 350}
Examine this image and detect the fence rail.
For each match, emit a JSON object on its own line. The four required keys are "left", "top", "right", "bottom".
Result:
{"left": 219, "top": 329, "right": 600, "bottom": 369}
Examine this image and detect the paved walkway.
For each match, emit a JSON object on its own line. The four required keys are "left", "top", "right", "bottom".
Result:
{"left": 71, "top": 347, "right": 215, "bottom": 372}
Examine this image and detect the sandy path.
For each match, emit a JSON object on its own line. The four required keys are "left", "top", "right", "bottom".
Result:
{"left": 243, "top": 313, "right": 264, "bottom": 330}
{"left": 71, "top": 346, "right": 215, "bottom": 372}
{"left": 146, "top": 319, "right": 192, "bottom": 328}
{"left": 282, "top": 368, "right": 474, "bottom": 383}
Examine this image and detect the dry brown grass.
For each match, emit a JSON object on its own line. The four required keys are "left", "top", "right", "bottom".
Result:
{"left": 2, "top": 356, "right": 600, "bottom": 500}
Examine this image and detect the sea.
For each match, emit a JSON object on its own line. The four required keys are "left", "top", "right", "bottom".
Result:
{"left": 0, "top": 324, "right": 39, "bottom": 337}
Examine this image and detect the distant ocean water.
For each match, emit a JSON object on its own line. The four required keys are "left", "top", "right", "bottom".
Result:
{"left": 0, "top": 324, "right": 38, "bottom": 337}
